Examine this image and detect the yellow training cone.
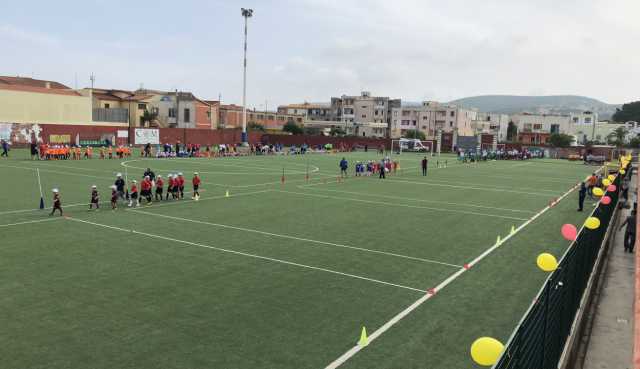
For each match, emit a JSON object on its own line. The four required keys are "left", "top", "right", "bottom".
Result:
{"left": 608, "top": 174, "right": 616, "bottom": 182}
{"left": 496, "top": 235, "right": 501, "bottom": 245}
{"left": 510, "top": 225, "right": 516, "bottom": 235}
{"left": 358, "top": 326, "right": 368, "bottom": 347}
{"left": 225, "top": 190, "right": 230, "bottom": 198}
{"left": 470, "top": 337, "right": 504, "bottom": 366}
{"left": 537, "top": 253, "right": 558, "bottom": 272}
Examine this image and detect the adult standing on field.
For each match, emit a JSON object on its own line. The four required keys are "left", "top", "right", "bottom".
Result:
{"left": 339, "top": 157, "right": 348, "bottom": 178}
{"left": 115, "top": 173, "right": 126, "bottom": 202}
{"left": 1, "top": 139, "right": 9, "bottom": 157}
{"left": 577, "top": 182, "right": 587, "bottom": 211}
{"left": 421, "top": 156, "right": 428, "bottom": 176}
{"left": 379, "top": 159, "right": 386, "bottom": 179}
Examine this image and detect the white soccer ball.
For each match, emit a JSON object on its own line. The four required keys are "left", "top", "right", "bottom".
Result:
{"left": 384, "top": 168, "right": 389, "bottom": 172}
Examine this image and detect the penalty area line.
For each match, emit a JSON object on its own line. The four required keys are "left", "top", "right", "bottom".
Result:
{"left": 65, "top": 216, "right": 427, "bottom": 293}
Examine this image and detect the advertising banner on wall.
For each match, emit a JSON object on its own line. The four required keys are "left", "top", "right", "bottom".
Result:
{"left": 0, "top": 123, "right": 43, "bottom": 144}
{"left": 134, "top": 128, "right": 159, "bottom": 145}
{"left": 117, "top": 130, "right": 129, "bottom": 138}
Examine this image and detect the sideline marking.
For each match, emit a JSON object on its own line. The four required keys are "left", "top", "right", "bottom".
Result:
{"left": 300, "top": 188, "right": 536, "bottom": 214}
{"left": 0, "top": 163, "right": 113, "bottom": 180}
{"left": 323, "top": 179, "right": 583, "bottom": 368}
{"left": 130, "top": 208, "right": 462, "bottom": 268}
{"left": 275, "top": 189, "right": 529, "bottom": 221}
{"left": 0, "top": 217, "right": 61, "bottom": 227}
{"left": 384, "top": 178, "right": 561, "bottom": 197}
{"left": 67, "top": 217, "right": 427, "bottom": 293}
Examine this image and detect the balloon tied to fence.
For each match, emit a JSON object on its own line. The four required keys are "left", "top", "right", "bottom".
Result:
{"left": 584, "top": 216, "right": 600, "bottom": 230}
{"left": 537, "top": 253, "right": 558, "bottom": 272}
{"left": 470, "top": 337, "right": 504, "bottom": 366}
{"left": 561, "top": 224, "right": 577, "bottom": 241}
{"left": 592, "top": 187, "right": 604, "bottom": 197}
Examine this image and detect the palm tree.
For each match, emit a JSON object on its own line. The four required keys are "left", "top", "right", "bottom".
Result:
{"left": 607, "top": 126, "right": 628, "bottom": 147}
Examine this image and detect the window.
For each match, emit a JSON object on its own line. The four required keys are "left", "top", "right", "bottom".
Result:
{"left": 138, "top": 103, "right": 146, "bottom": 110}
{"left": 412, "top": 120, "right": 417, "bottom": 126}
{"left": 450, "top": 122, "right": 453, "bottom": 127}
{"left": 550, "top": 124, "right": 560, "bottom": 134}
{"left": 267, "top": 115, "right": 274, "bottom": 120}
{"left": 585, "top": 117, "right": 592, "bottom": 124}
{"left": 523, "top": 123, "right": 532, "bottom": 132}
{"left": 277, "top": 116, "right": 285, "bottom": 121}
{"left": 184, "top": 108, "right": 190, "bottom": 122}
{"left": 423, "top": 116, "right": 428, "bottom": 120}
{"left": 257, "top": 114, "right": 264, "bottom": 120}
{"left": 533, "top": 124, "right": 543, "bottom": 130}
{"left": 362, "top": 114, "right": 367, "bottom": 119}
{"left": 168, "top": 108, "right": 176, "bottom": 118}
{"left": 152, "top": 107, "right": 159, "bottom": 115}
{"left": 393, "top": 111, "right": 398, "bottom": 117}
{"left": 297, "top": 118, "right": 303, "bottom": 123}
{"left": 375, "top": 110, "right": 379, "bottom": 116}
{"left": 450, "top": 111, "right": 455, "bottom": 117}
{"left": 422, "top": 126, "right": 426, "bottom": 130}
{"left": 573, "top": 117, "right": 579, "bottom": 123}
{"left": 104, "top": 103, "right": 110, "bottom": 109}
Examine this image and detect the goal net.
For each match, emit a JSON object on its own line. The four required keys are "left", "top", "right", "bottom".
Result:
{"left": 480, "top": 143, "right": 506, "bottom": 152}
{"left": 391, "top": 139, "right": 436, "bottom": 156}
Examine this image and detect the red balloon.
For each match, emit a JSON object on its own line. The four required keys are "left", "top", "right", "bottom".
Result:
{"left": 561, "top": 224, "right": 578, "bottom": 241}
{"left": 601, "top": 196, "right": 612, "bottom": 205}
{"left": 607, "top": 185, "right": 617, "bottom": 192}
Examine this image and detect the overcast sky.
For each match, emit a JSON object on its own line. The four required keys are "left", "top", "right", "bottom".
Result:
{"left": 1, "top": 0, "right": 638, "bottom": 108}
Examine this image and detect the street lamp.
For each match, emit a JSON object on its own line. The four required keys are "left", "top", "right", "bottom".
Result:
{"left": 241, "top": 8, "right": 253, "bottom": 145}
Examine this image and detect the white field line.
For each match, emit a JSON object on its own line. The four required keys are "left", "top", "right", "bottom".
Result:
{"left": 0, "top": 217, "right": 61, "bottom": 227}
{"left": 121, "top": 159, "right": 320, "bottom": 176}
{"left": 384, "top": 178, "right": 561, "bottom": 197}
{"left": 126, "top": 189, "right": 270, "bottom": 210}
{"left": 129, "top": 208, "right": 462, "bottom": 268}
{"left": 0, "top": 189, "right": 209, "bottom": 215}
{"left": 66, "top": 217, "right": 427, "bottom": 293}
{"left": 230, "top": 174, "right": 338, "bottom": 188}
{"left": 393, "top": 177, "right": 563, "bottom": 194}
{"left": 324, "top": 178, "right": 585, "bottom": 369}
{"left": 274, "top": 189, "right": 529, "bottom": 221}
{"left": 19, "top": 161, "right": 124, "bottom": 175}
{"left": 300, "top": 188, "right": 536, "bottom": 214}
{"left": 0, "top": 163, "right": 113, "bottom": 180}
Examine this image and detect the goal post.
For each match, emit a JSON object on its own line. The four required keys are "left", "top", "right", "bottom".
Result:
{"left": 391, "top": 139, "right": 437, "bottom": 157}
{"left": 480, "top": 143, "right": 506, "bottom": 152}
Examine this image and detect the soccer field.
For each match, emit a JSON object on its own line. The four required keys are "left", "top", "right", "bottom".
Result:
{"left": 0, "top": 151, "right": 598, "bottom": 369}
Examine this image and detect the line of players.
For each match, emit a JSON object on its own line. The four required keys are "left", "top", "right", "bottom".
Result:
{"left": 49, "top": 172, "right": 202, "bottom": 216}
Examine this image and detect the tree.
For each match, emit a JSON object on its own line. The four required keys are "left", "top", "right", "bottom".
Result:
{"left": 282, "top": 121, "right": 304, "bottom": 135}
{"left": 329, "top": 127, "right": 347, "bottom": 137}
{"left": 612, "top": 101, "right": 640, "bottom": 123}
{"left": 303, "top": 127, "right": 322, "bottom": 135}
{"left": 248, "top": 122, "right": 265, "bottom": 132}
{"left": 403, "top": 129, "right": 426, "bottom": 140}
{"left": 547, "top": 133, "right": 574, "bottom": 148}
{"left": 506, "top": 121, "right": 518, "bottom": 141}
{"left": 629, "top": 136, "right": 640, "bottom": 148}
{"left": 607, "top": 126, "right": 628, "bottom": 147}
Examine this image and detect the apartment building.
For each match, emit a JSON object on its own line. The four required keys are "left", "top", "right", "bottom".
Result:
{"left": 510, "top": 113, "right": 573, "bottom": 145}
{"left": 390, "top": 101, "right": 477, "bottom": 139}
{"left": 472, "top": 113, "right": 510, "bottom": 142}
{"left": 221, "top": 104, "right": 304, "bottom": 131}
{"left": 277, "top": 102, "right": 336, "bottom": 122}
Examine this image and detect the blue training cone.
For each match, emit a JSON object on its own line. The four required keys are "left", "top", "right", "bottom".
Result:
{"left": 39, "top": 197, "right": 45, "bottom": 210}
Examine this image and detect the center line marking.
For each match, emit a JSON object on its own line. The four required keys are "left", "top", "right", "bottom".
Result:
{"left": 66, "top": 217, "right": 427, "bottom": 293}
{"left": 128, "top": 208, "right": 462, "bottom": 268}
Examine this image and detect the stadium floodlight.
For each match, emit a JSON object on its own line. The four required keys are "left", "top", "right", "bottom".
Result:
{"left": 240, "top": 8, "right": 253, "bottom": 145}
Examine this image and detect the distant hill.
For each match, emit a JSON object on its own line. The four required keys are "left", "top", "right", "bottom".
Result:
{"left": 449, "top": 95, "right": 620, "bottom": 119}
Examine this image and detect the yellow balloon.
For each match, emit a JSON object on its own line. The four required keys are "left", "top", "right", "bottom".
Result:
{"left": 620, "top": 169, "right": 626, "bottom": 175}
{"left": 537, "top": 253, "right": 558, "bottom": 272}
{"left": 585, "top": 217, "right": 600, "bottom": 230}
{"left": 592, "top": 187, "right": 604, "bottom": 197}
{"left": 602, "top": 179, "right": 611, "bottom": 186}
{"left": 470, "top": 337, "right": 504, "bottom": 366}
{"left": 608, "top": 174, "right": 616, "bottom": 182}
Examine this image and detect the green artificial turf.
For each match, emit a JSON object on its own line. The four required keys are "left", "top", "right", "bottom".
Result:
{"left": 0, "top": 150, "right": 598, "bottom": 369}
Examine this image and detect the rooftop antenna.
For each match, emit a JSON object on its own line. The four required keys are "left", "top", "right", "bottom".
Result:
{"left": 89, "top": 73, "right": 96, "bottom": 89}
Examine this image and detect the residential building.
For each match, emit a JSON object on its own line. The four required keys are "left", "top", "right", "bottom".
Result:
{"left": 509, "top": 113, "right": 573, "bottom": 145}
{"left": 334, "top": 91, "right": 400, "bottom": 137}
{"left": 219, "top": 104, "right": 244, "bottom": 129}
{"left": 390, "top": 101, "right": 477, "bottom": 139}
{"left": 0, "top": 76, "right": 93, "bottom": 125}
{"left": 571, "top": 111, "right": 600, "bottom": 144}
{"left": 277, "top": 102, "right": 336, "bottom": 121}
{"left": 221, "top": 104, "right": 304, "bottom": 131}
{"left": 472, "top": 113, "right": 510, "bottom": 142}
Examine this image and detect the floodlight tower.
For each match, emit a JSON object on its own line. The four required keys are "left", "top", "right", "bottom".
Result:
{"left": 241, "top": 8, "right": 253, "bottom": 145}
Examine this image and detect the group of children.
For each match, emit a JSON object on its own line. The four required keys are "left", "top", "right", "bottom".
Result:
{"left": 353, "top": 159, "right": 399, "bottom": 177}
{"left": 48, "top": 170, "right": 202, "bottom": 216}
{"left": 39, "top": 144, "right": 132, "bottom": 160}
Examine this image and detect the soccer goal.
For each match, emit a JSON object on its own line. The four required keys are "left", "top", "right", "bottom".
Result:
{"left": 480, "top": 143, "right": 506, "bottom": 152}
{"left": 391, "top": 139, "right": 437, "bottom": 156}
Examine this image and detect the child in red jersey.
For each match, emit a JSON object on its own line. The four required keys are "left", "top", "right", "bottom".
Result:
{"left": 141, "top": 176, "right": 153, "bottom": 204}
{"left": 110, "top": 185, "right": 118, "bottom": 210}
{"left": 155, "top": 175, "right": 164, "bottom": 201}
{"left": 192, "top": 172, "right": 201, "bottom": 200}
{"left": 88, "top": 185, "right": 100, "bottom": 210}
{"left": 177, "top": 173, "right": 185, "bottom": 199}
{"left": 128, "top": 180, "right": 139, "bottom": 207}
{"left": 50, "top": 189, "right": 63, "bottom": 216}
{"left": 166, "top": 174, "right": 174, "bottom": 200}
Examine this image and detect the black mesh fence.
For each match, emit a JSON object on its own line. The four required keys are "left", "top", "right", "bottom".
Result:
{"left": 494, "top": 172, "right": 623, "bottom": 369}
